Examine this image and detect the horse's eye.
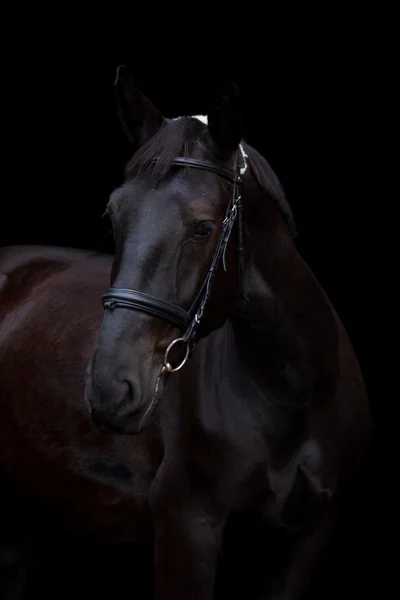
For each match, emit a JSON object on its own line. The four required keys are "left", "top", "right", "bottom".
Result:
{"left": 193, "top": 221, "right": 215, "bottom": 239}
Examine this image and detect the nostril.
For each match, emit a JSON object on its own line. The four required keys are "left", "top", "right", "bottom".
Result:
{"left": 123, "top": 379, "right": 135, "bottom": 402}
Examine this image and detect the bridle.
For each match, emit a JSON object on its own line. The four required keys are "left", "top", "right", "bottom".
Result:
{"left": 102, "top": 148, "right": 246, "bottom": 374}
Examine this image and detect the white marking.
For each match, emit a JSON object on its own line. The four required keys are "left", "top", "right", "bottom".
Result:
{"left": 192, "top": 114, "right": 208, "bottom": 125}
{"left": 173, "top": 114, "right": 208, "bottom": 125}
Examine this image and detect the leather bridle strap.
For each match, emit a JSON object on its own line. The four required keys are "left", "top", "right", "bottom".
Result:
{"left": 103, "top": 288, "right": 192, "bottom": 330}
{"left": 167, "top": 157, "right": 239, "bottom": 184}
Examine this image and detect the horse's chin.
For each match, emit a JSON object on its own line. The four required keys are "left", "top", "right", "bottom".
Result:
{"left": 88, "top": 405, "right": 156, "bottom": 436}
{"left": 99, "top": 416, "right": 148, "bottom": 436}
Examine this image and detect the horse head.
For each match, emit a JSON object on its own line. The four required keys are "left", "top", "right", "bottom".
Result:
{"left": 84, "top": 65, "right": 296, "bottom": 434}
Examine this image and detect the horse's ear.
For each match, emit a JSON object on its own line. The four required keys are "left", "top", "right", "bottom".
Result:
{"left": 115, "top": 64, "right": 166, "bottom": 149}
{"left": 207, "top": 78, "right": 242, "bottom": 159}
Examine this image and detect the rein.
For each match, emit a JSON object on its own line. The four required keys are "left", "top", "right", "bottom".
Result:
{"left": 102, "top": 150, "right": 245, "bottom": 374}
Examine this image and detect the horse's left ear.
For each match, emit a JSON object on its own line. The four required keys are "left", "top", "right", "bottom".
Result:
{"left": 207, "top": 78, "right": 243, "bottom": 159}
{"left": 115, "top": 64, "right": 166, "bottom": 150}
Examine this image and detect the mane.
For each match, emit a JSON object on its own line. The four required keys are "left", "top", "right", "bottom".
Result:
{"left": 243, "top": 142, "right": 297, "bottom": 238}
{"left": 124, "top": 117, "right": 297, "bottom": 238}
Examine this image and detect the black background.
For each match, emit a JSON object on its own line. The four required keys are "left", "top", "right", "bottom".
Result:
{"left": 1, "top": 23, "right": 388, "bottom": 598}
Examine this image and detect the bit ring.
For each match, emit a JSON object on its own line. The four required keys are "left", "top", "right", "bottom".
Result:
{"left": 163, "top": 337, "right": 190, "bottom": 373}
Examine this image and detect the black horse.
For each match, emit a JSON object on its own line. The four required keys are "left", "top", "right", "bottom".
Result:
{"left": 84, "top": 67, "right": 372, "bottom": 598}
{"left": 0, "top": 66, "right": 371, "bottom": 599}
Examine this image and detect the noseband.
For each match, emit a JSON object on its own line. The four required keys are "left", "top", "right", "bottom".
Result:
{"left": 102, "top": 150, "right": 245, "bottom": 373}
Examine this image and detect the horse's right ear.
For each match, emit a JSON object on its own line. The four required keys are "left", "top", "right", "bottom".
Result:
{"left": 115, "top": 65, "right": 166, "bottom": 149}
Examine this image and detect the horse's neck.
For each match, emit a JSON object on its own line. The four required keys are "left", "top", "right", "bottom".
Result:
{"left": 178, "top": 249, "right": 339, "bottom": 452}
{"left": 229, "top": 236, "right": 339, "bottom": 407}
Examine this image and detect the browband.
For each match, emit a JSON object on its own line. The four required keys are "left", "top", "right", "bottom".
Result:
{"left": 154, "top": 157, "right": 241, "bottom": 184}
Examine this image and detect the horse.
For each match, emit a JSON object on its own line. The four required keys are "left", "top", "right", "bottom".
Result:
{"left": 0, "top": 65, "right": 371, "bottom": 600}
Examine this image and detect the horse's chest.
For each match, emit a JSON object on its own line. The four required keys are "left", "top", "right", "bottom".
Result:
{"left": 233, "top": 436, "right": 334, "bottom": 533}
{"left": 261, "top": 453, "right": 334, "bottom": 531}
